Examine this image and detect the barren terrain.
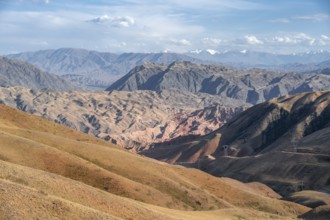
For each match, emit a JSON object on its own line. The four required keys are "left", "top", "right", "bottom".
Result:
{"left": 0, "top": 87, "right": 245, "bottom": 150}
{"left": 0, "top": 104, "right": 309, "bottom": 219}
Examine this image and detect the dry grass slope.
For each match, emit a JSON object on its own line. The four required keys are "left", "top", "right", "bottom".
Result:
{"left": 285, "top": 190, "right": 330, "bottom": 208}
{"left": 0, "top": 105, "right": 309, "bottom": 219}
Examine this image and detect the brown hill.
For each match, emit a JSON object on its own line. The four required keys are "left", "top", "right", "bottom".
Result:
{"left": 142, "top": 91, "right": 330, "bottom": 196}
{"left": 0, "top": 104, "right": 309, "bottom": 219}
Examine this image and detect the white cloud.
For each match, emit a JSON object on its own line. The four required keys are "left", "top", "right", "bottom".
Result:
{"left": 270, "top": 18, "right": 290, "bottom": 23}
{"left": 294, "top": 13, "right": 330, "bottom": 22}
{"left": 4, "top": 11, "right": 75, "bottom": 27}
{"left": 288, "top": 33, "right": 315, "bottom": 45}
{"left": 89, "top": 15, "right": 135, "bottom": 28}
{"left": 13, "top": 0, "right": 51, "bottom": 3}
{"left": 272, "top": 36, "right": 293, "bottom": 43}
{"left": 271, "top": 33, "right": 317, "bottom": 46}
{"left": 112, "top": 41, "right": 127, "bottom": 48}
{"left": 30, "top": 40, "right": 49, "bottom": 46}
{"left": 162, "top": 0, "right": 264, "bottom": 11}
{"left": 202, "top": 37, "right": 222, "bottom": 46}
{"left": 321, "top": 35, "right": 329, "bottom": 40}
{"left": 0, "top": 0, "right": 329, "bottom": 54}
{"left": 224, "top": 33, "right": 330, "bottom": 53}
{"left": 0, "top": 0, "right": 50, "bottom": 4}
{"left": 270, "top": 14, "right": 330, "bottom": 24}
{"left": 168, "top": 39, "right": 192, "bottom": 46}
{"left": 244, "top": 35, "right": 263, "bottom": 45}
{"left": 320, "top": 35, "right": 330, "bottom": 45}
{"left": 0, "top": 5, "right": 204, "bottom": 54}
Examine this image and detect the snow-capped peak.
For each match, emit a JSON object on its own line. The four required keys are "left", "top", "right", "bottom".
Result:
{"left": 206, "top": 49, "right": 219, "bottom": 55}
{"left": 190, "top": 49, "right": 202, "bottom": 54}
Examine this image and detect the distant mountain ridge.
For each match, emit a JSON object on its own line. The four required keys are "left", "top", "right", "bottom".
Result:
{"left": 0, "top": 56, "right": 76, "bottom": 91}
{"left": 248, "top": 59, "right": 330, "bottom": 74}
{"left": 186, "top": 50, "right": 330, "bottom": 67}
{"left": 107, "top": 61, "right": 330, "bottom": 104}
{"left": 8, "top": 48, "right": 330, "bottom": 90}
{"left": 7, "top": 48, "right": 201, "bottom": 90}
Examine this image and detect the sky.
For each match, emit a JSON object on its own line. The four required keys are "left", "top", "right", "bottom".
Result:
{"left": 0, "top": 0, "right": 330, "bottom": 54}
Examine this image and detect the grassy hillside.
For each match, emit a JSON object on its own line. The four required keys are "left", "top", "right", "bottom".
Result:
{"left": 0, "top": 105, "right": 309, "bottom": 219}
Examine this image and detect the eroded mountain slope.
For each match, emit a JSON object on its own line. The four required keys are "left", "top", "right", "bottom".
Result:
{"left": 0, "top": 87, "right": 246, "bottom": 150}
{"left": 142, "top": 91, "right": 330, "bottom": 196}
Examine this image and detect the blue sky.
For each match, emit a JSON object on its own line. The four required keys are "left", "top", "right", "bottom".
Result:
{"left": 0, "top": 0, "right": 329, "bottom": 54}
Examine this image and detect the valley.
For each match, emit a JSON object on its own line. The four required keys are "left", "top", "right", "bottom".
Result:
{"left": 0, "top": 105, "right": 310, "bottom": 219}
{"left": 1, "top": 48, "right": 330, "bottom": 220}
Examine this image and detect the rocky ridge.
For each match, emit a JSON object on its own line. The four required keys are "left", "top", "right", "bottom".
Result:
{"left": 107, "top": 61, "right": 330, "bottom": 104}
{"left": 0, "top": 56, "right": 76, "bottom": 91}
{"left": 7, "top": 48, "right": 201, "bottom": 90}
{"left": 142, "top": 91, "right": 330, "bottom": 196}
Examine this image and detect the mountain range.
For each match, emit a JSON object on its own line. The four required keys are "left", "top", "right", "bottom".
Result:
{"left": 0, "top": 56, "right": 76, "bottom": 91}
{"left": 8, "top": 48, "right": 330, "bottom": 90}
{"left": 186, "top": 49, "right": 330, "bottom": 67}
{"left": 7, "top": 48, "right": 200, "bottom": 90}
{"left": 252, "top": 59, "right": 330, "bottom": 74}
{"left": 107, "top": 61, "right": 330, "bottom": 105}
